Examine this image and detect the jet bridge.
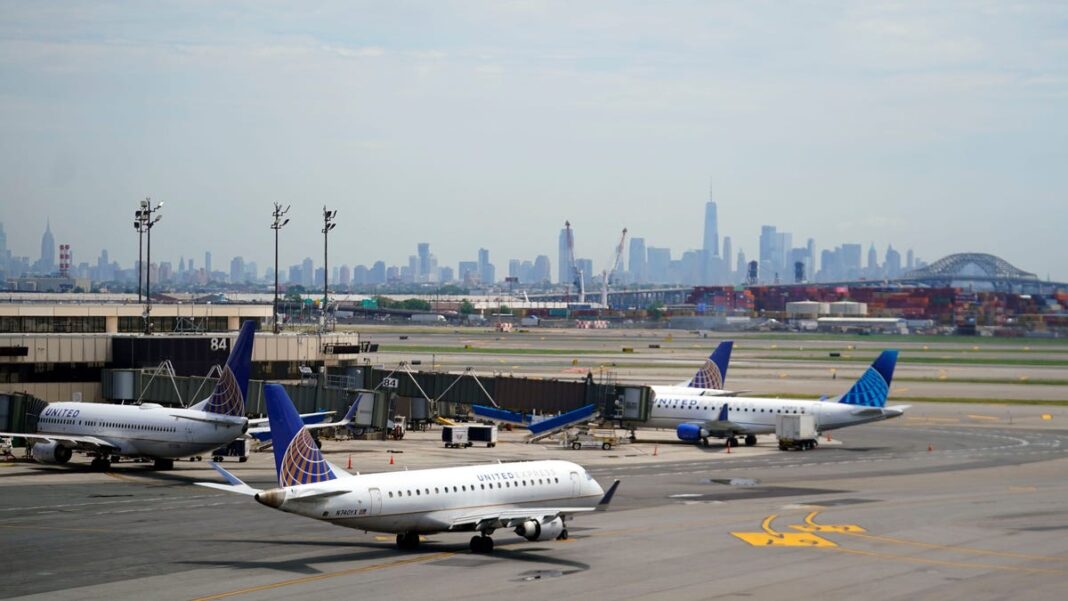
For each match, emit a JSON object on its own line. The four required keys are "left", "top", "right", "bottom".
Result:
{"left": 525, "top": 404, "right": 599, "bottom": 442}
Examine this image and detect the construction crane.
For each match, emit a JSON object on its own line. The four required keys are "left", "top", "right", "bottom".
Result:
{"left": 600, "top": 228, "right": 628, "bottom": 308}
{"left": 564, "top": 220, "right": 585, "bottom": 304}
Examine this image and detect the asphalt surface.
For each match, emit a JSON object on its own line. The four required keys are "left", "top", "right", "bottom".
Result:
{"left": 4, "top": 404, "right": 1068, "bottom": 600}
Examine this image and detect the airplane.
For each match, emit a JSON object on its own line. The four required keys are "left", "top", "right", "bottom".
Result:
{"left": 647, "top": 350, "right": 907, "bottom": 448}
{"left": 198, "top": 383, "right": 621, "bottom": 554}
{"left": 247, "top": 393, "right": 366, "bottom": 443}
{"left": 0, "top": 321, "right": 257, "bottom": 470}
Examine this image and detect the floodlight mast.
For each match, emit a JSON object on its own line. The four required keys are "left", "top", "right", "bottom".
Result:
{"left": 322, "top": 207, "right": 337, "bottom": 311}
{"left": 271, "top": 203, "right": 291, "bottom": 334}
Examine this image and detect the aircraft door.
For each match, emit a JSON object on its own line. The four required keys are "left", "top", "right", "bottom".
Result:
{"left": 369, "top": 488, "right": 382, "bottom": 516}
{"left": 569, "top": 472, "right": 580, "bottom": 496}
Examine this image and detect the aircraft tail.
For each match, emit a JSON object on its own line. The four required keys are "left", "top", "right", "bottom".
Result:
{"left": 838, "top": 350, "right": 898, "bottom": 408}
{"left": 265, "top": 383, "right": 337, "bottom": 488}
{"left": 200, "top": 320, "right": 256, "bottom": 417}
{"left": 688, "top": 341, "right": 733, "bottom": 389}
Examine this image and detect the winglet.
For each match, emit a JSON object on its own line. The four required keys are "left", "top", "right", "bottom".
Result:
{"left": 210, "top": 461, "right": 247, "bottom": 487}
{"left": 196, "top": 461, "right": 262, "bottom": 496}
{"left": 340, "top": 397, "right": 360, "bottom": 424}
{"left": 716, "top": 403, "right": 729, "bottom": 422}
{"left": 596, "top": 479, "right": 621, "bottom": 511}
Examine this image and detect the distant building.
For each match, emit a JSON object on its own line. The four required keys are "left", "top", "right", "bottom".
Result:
{"left": 703, "top": 200, "right": 719, "bottom": 257}
{"left": 478, "top": 248, "right": 495, "bottom": 285}
{"left": 558, "top": 226, "right": 570, "bottom": 285}
{"left": 628, "top": 237, "right": 646, "bottom": 284}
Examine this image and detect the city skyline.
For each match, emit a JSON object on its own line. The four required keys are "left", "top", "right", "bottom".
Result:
{"left": 0, "top": 210, "right": 946, "bottom": 288}
{"left": 2, "top": 3, "right": 1066, "bottom": 281}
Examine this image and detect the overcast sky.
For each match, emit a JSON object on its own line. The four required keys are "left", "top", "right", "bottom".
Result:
{"left": 1, "top": 1, "right": 1066, "bottom": 280}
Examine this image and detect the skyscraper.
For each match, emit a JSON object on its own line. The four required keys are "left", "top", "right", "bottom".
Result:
{"left": 557, "top": 226, "right": 570, "bottom": 284}
{"left": 478, "top": 248, "right": 495, "bottom": 285}
{"left": 703, "top": 200, "right": 719, "bottom": 258}
{"left": 721, "top": 236, "right": 732, "bottom": 280}
{"left": 533, "top": 255, "right": 552, "bottom": 284}
{"left": 37, "top": 220, "right": 55, "bottom": 274}
{"left": 628, "top": 237, "right": 646, "bottom": 284}
{"left": 417, "top": 242, "right": 431, "bottom": 282}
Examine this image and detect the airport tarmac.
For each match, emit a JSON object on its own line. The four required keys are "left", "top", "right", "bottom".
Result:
{"left": 3, "top": 401, "right": 1068, "bottom": 600}
{"left": 357, "top": 327, "right": 1068, "bottom": 402}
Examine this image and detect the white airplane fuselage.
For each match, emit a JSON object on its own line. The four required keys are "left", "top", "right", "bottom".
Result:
{"left": 261, "top": 460, "right": 604, "bottom": 535}
{"left": 645, "top": 390, "right": 903, "bottom": 434}
{"left": 37, "top": 401, "right": 247, "bottom": 458}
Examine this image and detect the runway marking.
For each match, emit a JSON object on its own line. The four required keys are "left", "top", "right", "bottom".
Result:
{"left": 189, "top": 552, "right": 455, "bottom": 601}
{"left": 830, "top": 546, "right": 1064, "bottom": 575}
{"left": 106, "top": 472, "right": 142, "bottom": 483}
{"left": 731, "top": 514, "right": 836, "bottom": 548}
{"left": 841, "top": 531, "right": 1068, "bottom": 564}
{"left": 789, "top": 511, "right": 865, "bottom": 534}
{"left": 0, "top": 523, "right": 112, "bottom": 533}
{"left": 967, "top": 415, "right": 1000, "bottom": 421}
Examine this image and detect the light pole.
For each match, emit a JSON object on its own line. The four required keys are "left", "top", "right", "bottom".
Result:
{"left": 134, "top": 207, "right": 146, "bottom": 302}
{"left": 321, "top": 206, "right": 337, "bottom": 312}
{"left": 139, "top": 198, "right": 163, "bottom": 334}
{"left": 271, "top": 203, "right": 291, "bottom": 334}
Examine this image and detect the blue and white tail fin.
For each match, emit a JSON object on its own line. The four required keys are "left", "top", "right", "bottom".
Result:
{"left": 688, "top": 341, "right": 733, "bottom": 389}
{"left": 194, "top": 320, "right": 256, "bottom": 417}
{"left": 838, "top": 350, "right": 898, "bottom": 408}
{"left": 265, "top": 384, "right": 337, "bottom": 488}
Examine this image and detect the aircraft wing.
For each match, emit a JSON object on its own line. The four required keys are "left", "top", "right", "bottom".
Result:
{"left": 448, "top": 480, "right": 620, "bottom": 532}
{"left": 248, "top": 411, "right": 335, "bottom": 428}
{"left": 0, "top": 431, "right": 117, "bottom": 451}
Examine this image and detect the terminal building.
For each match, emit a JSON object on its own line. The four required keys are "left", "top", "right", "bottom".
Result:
{"left": 0, "top": 302, "right": 368, "bottom": 404}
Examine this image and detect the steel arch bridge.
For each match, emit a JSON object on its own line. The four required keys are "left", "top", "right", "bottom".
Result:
{"left": 899, "top": 253, "right": 1041, "bottom": 291}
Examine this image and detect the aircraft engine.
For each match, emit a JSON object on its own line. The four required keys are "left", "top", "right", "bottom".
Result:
{"left": 30, "top": 440, "right": 73, "bottom": 464}
{"left": 676, "top": 423, "right": 709, "bottom": 442}
{"left": 515, "top": 517, "right": 564, "bottom": 541}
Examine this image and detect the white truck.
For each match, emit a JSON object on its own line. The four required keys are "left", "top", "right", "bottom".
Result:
{"left": 776, "top": 414, "right": 819, "bottom": 451}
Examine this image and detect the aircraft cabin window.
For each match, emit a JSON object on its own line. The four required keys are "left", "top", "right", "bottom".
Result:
{"left": 425, "top": 489, "right": 429, "bottom": 495}
{"left": 407, "top": 490, "right": 412, "bottom": 496}
{"left": 388, "top": 492, "right": 393, "bottom": 498}
{"left": 435, "top": 487, "right": 440, "bottom": 493}
{"left": 462, "top": 486, "right": 466, "bottom": 491}
{"left": 480, "top": 484, "right": 485, "bottom": 490}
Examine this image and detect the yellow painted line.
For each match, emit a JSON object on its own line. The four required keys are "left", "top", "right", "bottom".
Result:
{"left": 967, "top": 415, "right": 1000, "bottom": 421}
{"left": 0, "top": 523, "right": 112, "bottom": 533}
{"left": 842, "top": 531, "right": 1068, "bottom": 564}
{"left": 731, "top": 514, "right": 836, "bottom": 547}
{"left": 904, "top": 416, "right": 959, "bottom": 423}
{"left": 190, "top": 552, "right": 454, "bottom": 601}
{"left": 789, "top": 511, "right": 866, "bottom": 534}
{"left": 831, "top": 546, "right": 1063, "bottom": 575}
{"left": 1042, "top": 414, "right": 1053, "bottom": 421}
{"left": 105, "top": 472, "right": 140, "bottom": 483}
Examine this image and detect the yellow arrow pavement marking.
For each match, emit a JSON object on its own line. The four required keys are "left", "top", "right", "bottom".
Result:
{"left": 731, "top": 514, "right": 837, "bottom": 547}
{"left": 790, "top": 511, "right": 866, "bottom": 534}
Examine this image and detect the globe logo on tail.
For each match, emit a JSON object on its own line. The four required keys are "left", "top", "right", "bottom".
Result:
{"left": 279, "top": 428, "right": 335, "bottom": 487}
{"left": 690, "top": 359, "right": 724, "bottom": 390}
{"left": 205, "top": 366, "right": 244, "bottom": 417}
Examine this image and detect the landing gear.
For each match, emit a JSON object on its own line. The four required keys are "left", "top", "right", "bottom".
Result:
{"left": 154, "top": 458, "right": 174, "bottom": 470}
{"left": 727, "top": 437, "right": 739, "bottom": 448}
{"left": 470, "top": 535, "right": 494, "bottom": 553}
{"left": 90, "top": 456, "right": 111, "bottom": 471}
{"left": 701, "top": 437, "right": 710, "bottom": 447}
{"left": 744, "top": 434, "right": 757, "bottom": 447}
{"left": 396, "top": 532, "right": 420, "bottom": 550}
{"left": 558, "top": 529, "right": 569, "bottom": 540}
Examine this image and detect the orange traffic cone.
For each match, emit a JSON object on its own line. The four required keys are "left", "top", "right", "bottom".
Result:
{"left": 726, "top": 439, "right": 731, "bottom": 454}
{"left": 653, "top": 445, "right": 658, "bottom": 457}
{"left": 826, "top": 434, "right": 832, "bottom": 442}
{"left": 389, "top": 454, "right": 395, "bottom": 465}
{"left": 928, "top": 444, "right": 933, "bottom": 452}
{"left": 347, "top": 454, "right": 352, "bottom": 469}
